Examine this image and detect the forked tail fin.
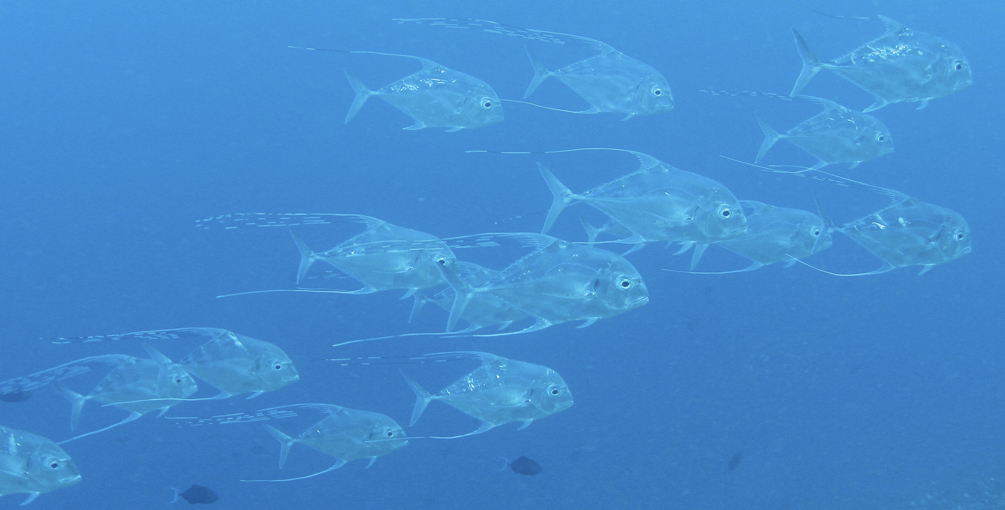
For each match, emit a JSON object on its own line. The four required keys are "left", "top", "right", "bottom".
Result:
{"left": 790, "top": 30, "right": 823, "bottom": 96}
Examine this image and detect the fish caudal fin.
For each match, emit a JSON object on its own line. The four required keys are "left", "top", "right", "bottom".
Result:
{"left": 343, "top": 71, "right": 373, "bottom": 124}
{"left": 54, "top": 385, "right": 87, "bottom": 431}
{"left": 790, "top": 30, "right": 822, "bottom": 97}
{"left": 434, "top": 261, "right": 474, "bottom": 333}
{"left": 289, "top": 229, "right": 319, "bottom": 284}
{"left": 400, "top": 371, "right": 433, "bottom": 427}
{"left": 263, "top": 424, "right": 295, "bottom": 469}
{"left": 755, "top": 116, "right": 781, "bottom": 164}
{"left": 523, "top": 48, "right": 550, "bottom": 99}
{"left": 538, "top": 163, "right": 575, "bottom": 234}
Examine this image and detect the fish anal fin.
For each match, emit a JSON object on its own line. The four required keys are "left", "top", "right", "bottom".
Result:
{"left": 20, "top": 492, "right": 40, "bottom": 505}
{"left": 403, "top": 121, "right": 427, "bottom": 131}
{"left": 516, "top": 419, "right": 533, "bottom": 431}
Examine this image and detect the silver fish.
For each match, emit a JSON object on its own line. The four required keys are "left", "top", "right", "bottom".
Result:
{"left": 300, "top": 48, "right": 504, "bottom": 132}
{"left": 756, "top": 96, "right": 893, "bottom": 172}
{"left": 197, "top": 213, "right": 457, "bottom": 296}
{"left": 409, "top": 262, "right": 530, "bottom": 332}
{"left": 535, "top": 148, "right": 747, "bottom": 247}
{"left": 57, "top": 347, "right": 198, "bottom": 443}
{"left": 52, "top": 328, "right": 299, "bottom": 399}
{"left": 813, "top": 173, "right": 971, "bottom": 275}
{"left": 0, "top": 425, "right": 80, "bottom": 505}
{"left": 684, "top": 200, "right": 833, "bottom": 273}
{"left": 791, "top": 15, "right": 972, "bottom": 111}
{"left": 402, "top": 351, "right": 573, "bottom": 438}
{"left": 395, "top": 18, "right": 673, "bottom": 119}
{"left": 182, "top": 403, "right": 407, "bottom": 482}
{"left": 438, "top": 233, "right": 648, "bottom": 335}
{"left": 0, "top": 354, "right": 134, "bottom": 396}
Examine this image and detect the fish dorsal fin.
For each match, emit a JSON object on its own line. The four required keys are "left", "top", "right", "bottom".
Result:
{"left": 429, "top": 421, "right": 497, "bottom": 439}
{"left": 288, "top": 46, "right": 440, "bottom": 70}
{"left": 393, "top": 18, "right": 616, "bottom": 53}
{"left": 49, "top": 327, "right": 231, "bottom": 345}
{"left": 57, "top": 411, "right": 144, "bottom": 444}
{"left": 786, "top": 256, "right": 894, "bottom": 276}
{"left": 241, "top": 459, "right": 348, "bottom": 483}
{"left": 500, "top": 98, "right": 600, "bottom": 115}
{"left": 875, "top": 15, "right": 906, "bottom": 35}
{"left": 662, "top": 262, "right": 764, "bottom": 275}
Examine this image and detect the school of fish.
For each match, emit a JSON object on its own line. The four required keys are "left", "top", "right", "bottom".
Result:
{"left": 0, "top": 14, "right": 973, "bottom": 505}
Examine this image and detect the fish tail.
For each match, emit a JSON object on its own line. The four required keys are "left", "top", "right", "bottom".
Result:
{"left": 289, "top": 228, "right": 319, "bottom": 284}
{"left": 54, "top": 384, "right": 86, "bottom": 431}
{"left": 790, "top": 30, "right": 823, "bottom": 96}
{"left": 523, "top": 48, "right": 550, "bottom": 99}
{"left": 400, "top": 371, "right": 432, "bottom": 427}
{"left": 538, "top": 163, "right": 574, "bottom": 234}
{"left": 263, "top": 424, "right": 295, "bottom": 469}
{"left": 434, "top": 261, "right": 475, "bottom": 333}
{"left": 343, "top": 70, "right": 372, "bottom": 124}
{"left": 754, "top": 115, "right": 781, "bottom": 164}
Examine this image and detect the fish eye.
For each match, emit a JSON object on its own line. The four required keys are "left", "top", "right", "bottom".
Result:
{"left": 44, "top": 457, "right": 61, "bottom": 471}
{"left": 875, "top": 133, "right": 886, "bottom": 142}
{"left": 272, "top": 361, "right": 284, "bottom": 371}
{"left": 619, "top": 278, "right": 632, "bottom": 289}
{"left": 547, "top": 385, "right": 561, "bottom": 396}
{"left": 480, "top": 97, "right": 493, "bottom": 109}
{"left": 385, "top": 429, "right": 395, "bottom": 438}
{"left": 954, "top": 230, "right": 966, "bottom": 241}
{"left": 811, "top": 228, "right": 821, "bottom": 237}
{"left": 718, "top": 206, "right": 732, "bottom": 219}
{"left": 651, "top": 86, "right": 663, "bottom": 97}
{"left": 954, "top": 61, "right": 965, "bottom": 71}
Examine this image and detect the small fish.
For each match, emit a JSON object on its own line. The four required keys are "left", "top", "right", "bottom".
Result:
{"left": 170, "top": 484, "right": 218, "bottom": 505}
{"left": 402, "top": 351, "right": 574, "bottom": 438}
{"left": 52, "top": 328, "right": 299, "bottom": 400}
{"left": 504, "top": 456, "right": 542, "bottom": 476}
{"left": 0, "top": 425, "right": 80, "bottom": 505}
{"left": 57, "top": 347, "right": 198, "bottom": 443}
{"left": 809, "top": 173, "right": 971, "bottom": 275}
{"left": 527, "top": 148, "right": 747, "bottom": 247}
{"left": 396, "top": 18, "right": 673, "bottom": 119}
{"left": 197, "top": 213, "right": 456, "bottom": 296}
{"left": 292, "top": 46, "right": 503, "bottom": 131}
{"left": 0, "top": 389, "right": 32, "bottom": 403}
{"left": 756, "top": 96, "right": 893, "bottom": 172}
{"left": 437, "top": 233, "right": 648, "bottom": 335}
{"left": 683, "top": 200, "right": 833, "bottom": 273}
{"left": 791, "top": 15, "right": 972, "bottom": 111}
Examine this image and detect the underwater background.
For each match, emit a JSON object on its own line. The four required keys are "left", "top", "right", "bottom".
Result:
{"left": 1, "top": 0, "right": 1002, "bottom": 509}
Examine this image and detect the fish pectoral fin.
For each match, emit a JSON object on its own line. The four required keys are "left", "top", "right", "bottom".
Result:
{"left": 365, "top": 457, "right": 377, "bottom": 469}
{"left": 915, "top": 98, "right": 930, "bottom": 110}
{"left": 430, "top": 421, "right": 496, "bottom": 439}
{"left": 244, "top": 391, "right": 263, "bottom": 399}
{"left": 20, "top": 492, "right": 40, "bottom": 505}
{"left": 620, "top": 113, "right": 636, "bottom": 121}
{"left": 444, "top": 126, "right": 464, "bottom": 133}
{"left": 863, "top": 97, "right": 889, "bottom": 113}
{"left": 516, "top": 419, "right": 534, "bottom": 431}
{"left": 402, "top": 121, "right": 428, "bottom": 130}
{"left": 576, "top": 318, "right": 598, "bottom": 328}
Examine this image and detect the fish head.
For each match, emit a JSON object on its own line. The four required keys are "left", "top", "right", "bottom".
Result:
{"left": 529, "top": 369, "right": 574, "bottom": 416}
{"left": 364, "top": 417, "right": 409, "bottom": 453}
{"left": 931, "top": 44, "right": 972, "bottom": 95}
{"left": 461, "top": 84, "right": 504, "bottom": 127}
{"left": 933, "top": 212, "right": 972, "bottom": 261}
{"left": 633, "top": 74, "right": 675, "bottom": 115}
{"left": 27, "top": 443, "right": 81, "bottom": 493}
{"left": 253, "top": 347, "right": 300, "bottom": 391}
{"left": 591, "top": 256, "right": 649, "bottom": 314}
{"left": 696, "top": 194, "right": 748, "bottom": 241}
{"left": 862, "top": 120, "right": 895, "bottom": 158}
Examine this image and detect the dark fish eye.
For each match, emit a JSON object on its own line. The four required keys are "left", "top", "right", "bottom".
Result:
{"left": 955, "top": 231, "right": 965, "bottom": 241}
{"left": 480, "top": 97, "right": 493, "bottom": 109}
{"left": 812, "top": 228, "right": 821, "bottom": 237}
{"left": 45, "top": 458, "right": 61, "bottom": 471}
{"left": 619, "top": 278, "right": 632, "bottom": 289}
{"left": 652, "top": 87, "right": 662, "bottom": 96}
{"left": 548, "top": 385, "right": 560, "bottom": 396}
{"left": 875, "top": 133, "right": 886, "bottom": 142}
{"left": 718, "top": 206, "right": 731, "bottom": 218}
{"left": 954, "top": 61, "right": 964, "bottom": 71}
{"left": 273, "top": 361, "right": 284, "bottom": 371}
{"left": 385, "top": 429, "right": 395, "bottom": 438}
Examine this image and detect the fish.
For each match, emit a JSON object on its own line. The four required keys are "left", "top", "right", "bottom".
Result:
{"left": 0, "top": 389, "right": 32, "bottom": 403}
{"left": 791, "top": 15, "right": 972, "bottom": 111}
{"left": 197, "top": 213, "right": 457, "bottom": 296}
{"left": 0, "top": 425, "right": 81, "bottom": 505}
{"left": 683, "top": 200, "right": 833, "bottom": 273}
{"left": 504, "top": 456, "right": 542, "bottom": 476}
{"left": 402, "top": 351, "right": 574, "bottom": 438}
{"left": 0, "top": 354, "right": 135, "bottom": 397}
{"left": 395, "top": 18, "right": 673, "bottom": 119}
{"left": 810, "top": 172, "right": 971, "bottom": 275}
{"left": 170, "top": 484, "right": 218, "bottom": 504}
{"left": 292, "top": 47, "right": 503, "bottom": 131}
{"left": 756, "top": 96, "right": 893, "bottom": 172}
{"left": 221, "top": 404, "right": 407, "bottom": 482}
{"left": 409, "top": 262, "right": 531, "bottom": 332}
{"left": 437, "top": 233, "right": 649, "bottom": 335}
{"left": 528, "top": 148, "right": 747, "bottom": 248}
{"left": 56, "top": 346, "right": 198, "bottom": 443}
{"left": 52, "top": 328, "right": 299, "bottom": 400}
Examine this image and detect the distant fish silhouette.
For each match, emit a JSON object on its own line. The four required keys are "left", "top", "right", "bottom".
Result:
{"left": 505, "top": 456, "right": 542, "bottom": 476}
{"left": 0, "top": 388, "right": 32, "bottom": 402}
{"left": 727, "top": 452, "right": 742, "bottom": 472}
{"left": 171, "top": 484, "right": 218, "bottom": 504}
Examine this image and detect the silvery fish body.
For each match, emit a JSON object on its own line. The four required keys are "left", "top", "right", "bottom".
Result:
{"left": 689, "top": 201, "right": 833, "bottom": 272}
{"left": 838, "top": 196, "right": 970, "bottom": 273}
{"left": 540, "top": 150, "right": 747, "bottom": 246}
{"left": 440, "top": 234, "right": 648, "bottom": 334}
{"left": 343, "top": 51, "right": 503, "bottom": 131}
{"left": 395, "top": 18, "right": 673, "bottom": 118}
{"left": 411, "top": 262, "right": 530, "bottom": 331}
{"left": 179, "top": 330, "right": 299, "bottom": 397}
{"left": 791, "top": 16, "right": 972, "bottom": 111}
{"left": 756, "top": 96, "right": 893, "bottom": 171}
{"left": 402, "top": 352, "right": 573, "bottom": 437}
{"left": 0, "top": 426, "right": 80, "bottom": 505}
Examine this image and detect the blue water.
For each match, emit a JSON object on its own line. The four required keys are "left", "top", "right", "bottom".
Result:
{"left": 1, "top": 1, "right": 1002, "bottom": 509}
